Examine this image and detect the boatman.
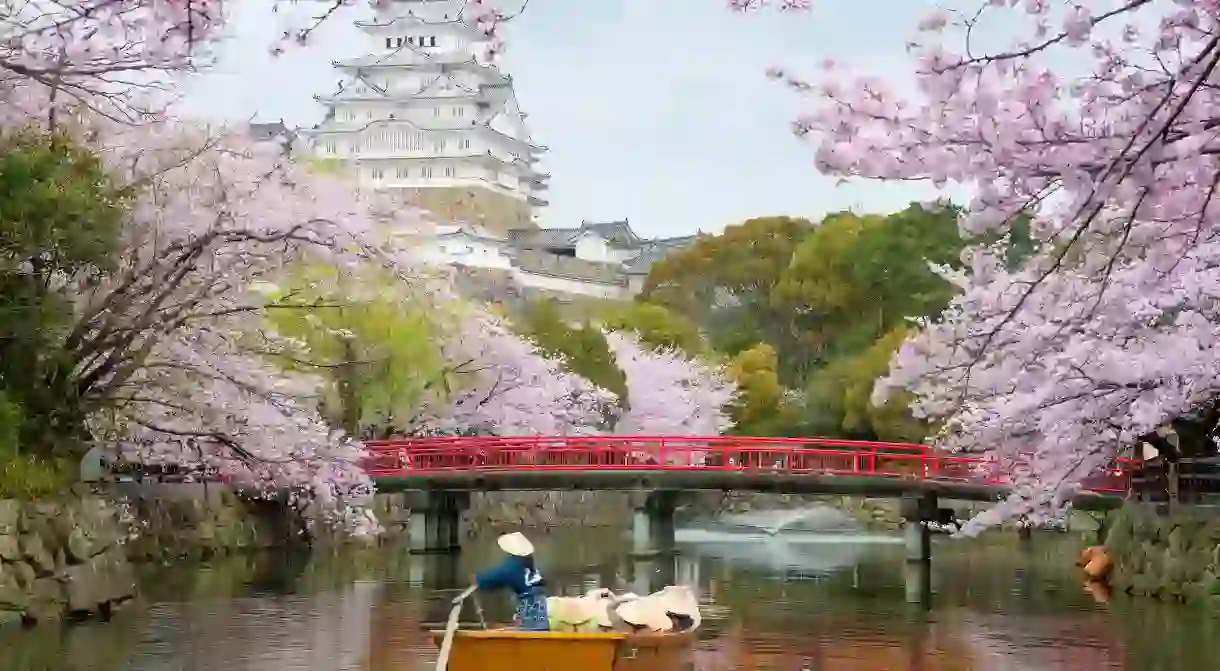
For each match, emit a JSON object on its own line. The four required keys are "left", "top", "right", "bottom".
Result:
{"left": 473, "top": 532, "right": 550, "bottom": 631}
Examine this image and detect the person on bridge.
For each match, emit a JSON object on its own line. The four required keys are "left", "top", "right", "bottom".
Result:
{"left": 473, "top": 532, "right": 549, "bottom": 631}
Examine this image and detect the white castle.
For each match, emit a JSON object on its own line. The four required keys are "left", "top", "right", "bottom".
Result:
{"left": 286, "top": 0, "right": 695, "bottom": 300}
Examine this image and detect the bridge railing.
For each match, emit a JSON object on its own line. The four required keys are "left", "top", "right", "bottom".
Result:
{"left": 361, "top": 436, "right": 1140, "bottom": 494}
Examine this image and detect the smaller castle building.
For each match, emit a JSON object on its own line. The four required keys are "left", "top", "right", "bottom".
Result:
{"left": 413, "top": 219, "right": 697, "bottom": 299}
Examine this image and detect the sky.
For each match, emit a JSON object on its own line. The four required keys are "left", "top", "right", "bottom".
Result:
{"left": 181, "top": 0, "right": 958, "bottom": 238}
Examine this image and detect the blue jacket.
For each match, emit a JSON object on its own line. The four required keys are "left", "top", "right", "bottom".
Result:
{"left": 476, "top": 555, "right": 545, "bottom": 599}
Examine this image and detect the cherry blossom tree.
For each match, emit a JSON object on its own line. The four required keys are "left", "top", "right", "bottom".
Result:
{"left": 742, "top": 1, "right": 1220, "bottom": 532}
{"left": 424, "top": 311, "right": 618, "bottom": 436}
{"left": 605, "top": 331, "right": 738, "bottom": 438}
{"left": 0, "top": 0, "right": 453, "bottom": 535}
{"left": 70, "top": 120, "right": 440, "bottom": 535}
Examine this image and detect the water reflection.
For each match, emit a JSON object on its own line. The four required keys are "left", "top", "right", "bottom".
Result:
{"left": 0, "top": 528, "right": 1217, "bottom": 670}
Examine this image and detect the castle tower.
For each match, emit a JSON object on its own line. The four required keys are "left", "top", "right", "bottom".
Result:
{"left": 303, "top": 0, "right": 548, "bottom": 234}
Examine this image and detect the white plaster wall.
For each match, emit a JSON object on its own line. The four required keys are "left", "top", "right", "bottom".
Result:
{"left": 415, "top": 235, "right": 513, "bottom": 270}
{"left": 513, "top": 270, "right": 629, "bottom": 299}
{"left": 574, "top": 233, "right": 612, "bottom": 263}
{"left": 575, "top": 234, "right": 638, "bottom": 264}
{"left": 626, "top": 275, "right": 647, "bottom": 297}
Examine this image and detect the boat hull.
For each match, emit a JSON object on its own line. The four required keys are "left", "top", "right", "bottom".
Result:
{"left": 429, "top": 628, "right": 696, "bottom": 671}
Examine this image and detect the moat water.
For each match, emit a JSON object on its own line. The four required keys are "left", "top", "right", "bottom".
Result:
{"left": 2, "top": 518, "right": 1218, "bottom": 670}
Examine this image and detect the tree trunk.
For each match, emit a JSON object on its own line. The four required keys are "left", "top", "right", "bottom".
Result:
{"left": 1167, "top": 457, "right": 1181, "bottom": 512}
{"left": 337, "top": 338, "right": 361, "bottom": 437}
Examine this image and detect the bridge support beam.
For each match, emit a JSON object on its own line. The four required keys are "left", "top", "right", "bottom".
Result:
{"left": 901, "top": 491, "right": 937, "bottom": 606}
{"left": 630, "top": 490, "right": 681, "bottom": 559}
{"left": 404, "top": 490, "right": 470, "bottom": 554}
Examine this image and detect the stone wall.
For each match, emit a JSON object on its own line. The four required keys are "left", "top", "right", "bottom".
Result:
{"left": 0, "top": 497, "right": 137, "bottom": 626}
{"left": 403, "top": 186, "right": 533, "bottom": 236}
{"left": 1104, "top": 504, "right": 1220, "bottom": 605}
{"left": 115, "top": 483, "right": 291, "bottom": 563}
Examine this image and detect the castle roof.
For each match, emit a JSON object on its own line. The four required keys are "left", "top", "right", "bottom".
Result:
{"left": 622, "top": 236, "right": 699, "bottom": 275}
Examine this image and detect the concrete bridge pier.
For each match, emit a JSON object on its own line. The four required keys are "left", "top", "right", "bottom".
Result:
{"left": 629, "top": 490, "right": 681, "bottom": 558}
{"left": 404, "top": 490, "right": 470, "bottom": 554}
{"left": 901, "top": 491, "right": 937, "bottom": 606}
{"left": 630, "top": 554, "right": 677, "bottom": 595}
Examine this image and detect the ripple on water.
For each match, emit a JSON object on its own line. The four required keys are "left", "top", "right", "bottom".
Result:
{"left": 0, "top": 532, "right": 1217, "bottom": 670}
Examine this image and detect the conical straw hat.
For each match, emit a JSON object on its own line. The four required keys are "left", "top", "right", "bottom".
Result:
{"left": 654, "top": 586, "right": 699, "bottom": 615}
{"left": 614, "top": 597, "right": 672, "bottom": 632}
{"left": 496, "top": 532, "right": 534, "bottom": 557}
{"left": 581, "top": 594, "right": 614, "bottom": 628}
{"left": 652, "top": 585, "right": 701, "bottom": 627}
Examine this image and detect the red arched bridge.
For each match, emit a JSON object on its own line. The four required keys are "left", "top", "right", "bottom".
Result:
{"left": 367, "top": 436, "right": 1139, "bottom": 559}
{"left": 363, "top": 435, "right": 1137, "bottom": 505}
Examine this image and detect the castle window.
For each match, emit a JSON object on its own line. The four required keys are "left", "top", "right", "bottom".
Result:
{"left": 396, "top": 166, "right": 408, "bottom": 179}
{"left": 422, "top": 166, "right": 434, "bottom": 178}
{"left": 371, "top": 167, "right": 384, "bottom": 180}
{"left": 385, "top": 37, "right": 392, "bottom": 49}
{"left": 444, "top": 166, "right": 455, "bottom": 178}
{"left": 459, "top": 138, "right": 471, "bottom": 150}
{"left": 429, "top": 36, "right": 438, "bottom": 48}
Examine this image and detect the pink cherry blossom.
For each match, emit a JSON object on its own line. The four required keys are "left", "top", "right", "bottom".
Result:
{"left": 1, "top": 0, "right": 440, "bottom": 534}
{"left": 425, "top": 312, "right": 619, "bottom": 436}
{"left": 61, "top": 117, "right": 435, "bottom": 536}
{"left": 605, "top": 331, "right": 739, "bottom": 440}
{"left": 749, "top": 1, "right": 1220, "bottom": 533}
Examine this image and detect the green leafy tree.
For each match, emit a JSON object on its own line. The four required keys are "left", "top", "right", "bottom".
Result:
{"left": 640, "top": 215, "right": 815, "bottom": 373}
{"left": 602, "top": 302, "right": 706, "bottom": 355}
{"left": 773, "top": 204, "right": 965, "bottom": 366}
{"left": 800, "top": 326, "right": 929, "bottom": 442}
{"left": 839, "top": 327, "right": 929, "bottom": 442}
{"left": 724, "top": 343, "right": 804, "bottom": 435}
{"left": 513, "top": 298, "right": 628, "bottom": 405}
{"left": 0, "top": 131, "right": 129, "bottom": 486}
{"left": 257, "top": 262, "right": 449, "bottom": 438}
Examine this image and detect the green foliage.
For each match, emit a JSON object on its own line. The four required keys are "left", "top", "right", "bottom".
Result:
{"left": 640, "top": 216, "right": 816, "bottom": 376}
{"left": 725, "top": 343, "right": 804, "bottom": 436}
{"left": 642, "top": 216, "right": 813, "bottom": 317}
{"left": 261, "top": 263, "right": 449, "bottom": 437}
{"left": 602, "top": 302, "right": 706, "bottom": 355}
{"left": 633, "top": 203, "right": 968, "bottom": 441}
{"left": 773, "top": 203, "right": 963, "bottom": 365}
{"left": 0, "top": 130, "right": 129, "bottom": 458}
{"left": 0, "top": 391, "right": 73, "bottom": 499}
{"left": 838, "top": 327, "right": 929, "bottom": 442}
{"left": 513, "top": 299, "right": 628, "bottom": 405}
{"left": 0, "top": 129, "right": 126, "bottom": 275}
{"left": 800, "top": 326, "right": 929, "bottom": 442}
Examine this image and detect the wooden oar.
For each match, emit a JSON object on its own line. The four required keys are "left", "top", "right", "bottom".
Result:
{"left": 436, "top": 584, "right": 478, "bottom": 671}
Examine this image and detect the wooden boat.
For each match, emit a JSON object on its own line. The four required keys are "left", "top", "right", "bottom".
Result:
{"left": 428, "top": 626, "right": 699, "bottom": 671}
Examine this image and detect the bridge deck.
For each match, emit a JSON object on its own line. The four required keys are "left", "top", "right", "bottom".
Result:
{"left": 364, "top": 436, "right": 1134, "bottom": 511}
{"left": 372, "top": 468, "right": 1122, "bottom": 511}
